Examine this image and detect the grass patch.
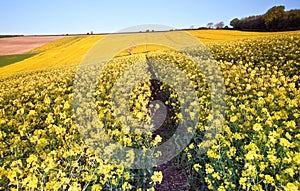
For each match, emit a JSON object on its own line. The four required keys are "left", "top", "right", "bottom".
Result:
{"left": 0, "top": 53, "right": 35, "bottom": 67}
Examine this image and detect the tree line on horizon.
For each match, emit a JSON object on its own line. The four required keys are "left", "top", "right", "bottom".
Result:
{"left": 230, "top": 6, "right": 300, "bottom": 31}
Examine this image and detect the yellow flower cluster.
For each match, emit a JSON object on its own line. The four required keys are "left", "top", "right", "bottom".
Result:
{"left": 0, "top": 57, "right": 163, "bottom": 190}
{"left": 189, "top": 32, "right": 300, "bottom": 190}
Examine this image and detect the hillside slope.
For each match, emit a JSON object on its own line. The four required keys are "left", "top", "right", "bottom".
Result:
{"left": 1, "top": 30, "right": 299, "bottom": 77}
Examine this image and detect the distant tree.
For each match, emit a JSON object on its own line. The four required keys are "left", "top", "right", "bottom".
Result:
{"left": 228, "top": 5, "right": 300, "bottom": 31}
{"left": 230, "top": 18, "right": 240, "bottom": 29}
{"left": 264, "top": 6, "right": 285, "bottom": 30}
{"left": 215, "top": 21, "right": 224, "bottom": 29}
{"left": 207, "top": 22, "right": 214, "bottom": 29}
{"left": 190, "top": 25, "right": 194, "bottom": 29}
{"left": 146, "top": 29, "right": 150, "bottom": 32}
{"left": 285, "top": 10, "right": 300, "bottom": 30}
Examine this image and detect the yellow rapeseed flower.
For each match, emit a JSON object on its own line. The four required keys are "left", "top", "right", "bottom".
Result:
{"left": 253, "top": 123, "right": 263, "bottom": 131}
{"left": 151, "top": 171, "right": 163, "bottom": 184}
{"left": 284, "top": 182, "right": 299, "bottom": 191}
{"left": 193, "top": 163, "right": 202, "bottom": 172}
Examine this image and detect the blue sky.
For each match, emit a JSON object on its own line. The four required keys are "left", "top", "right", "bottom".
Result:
{"left": 1, "top": 0, "right": 300, "bottom": 35}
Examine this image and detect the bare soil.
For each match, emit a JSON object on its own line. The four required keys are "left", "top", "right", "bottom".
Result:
{"left": 155, "top": 160, "right": 188, "bottom": 191}
{"left": 0, "top": 36, "right": 65, "bottom": 55}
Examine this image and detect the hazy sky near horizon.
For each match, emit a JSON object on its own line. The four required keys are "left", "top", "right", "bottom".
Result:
{"left": 1, "top": 0, "right": 300, "bottom": 35}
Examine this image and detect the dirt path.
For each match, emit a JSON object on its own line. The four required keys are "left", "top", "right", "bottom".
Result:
{"left": 0, "top": 36, "right": 66, "bottom": 55}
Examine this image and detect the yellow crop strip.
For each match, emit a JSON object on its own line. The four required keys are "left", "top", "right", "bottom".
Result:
{"left": 28, "top": 36, "right": 83, "bottom": 54}
{"left": 118, "top": 44, "right": 170, "bottom": 56}
{"left": 188, "top": 29, "right": 300, "bottom": 44}
{"left": 0, "top": 36, "right": 103, "bottom": 77}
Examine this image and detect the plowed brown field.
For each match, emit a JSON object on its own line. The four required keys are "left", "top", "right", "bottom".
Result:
{"left": 0, "top": 36, "right": 66, "bottom": 55}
